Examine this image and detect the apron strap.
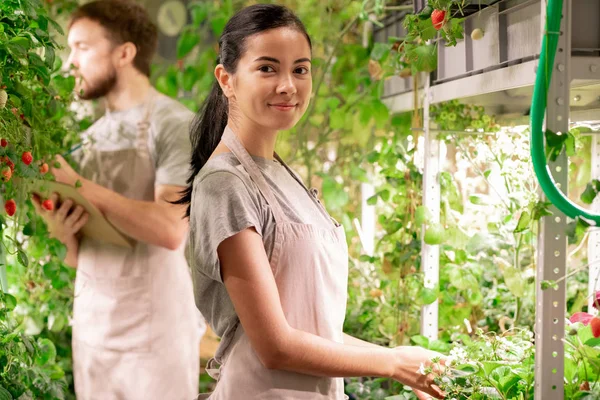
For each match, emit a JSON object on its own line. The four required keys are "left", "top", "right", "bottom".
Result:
{"left": 135, "top": 88, "right": 156, "bottom": 159}
{"left": 274, "top": 153, "right": 341, "bottom": 228}
{"left": 222, "top": 126, "right": 286, "bottom": 224}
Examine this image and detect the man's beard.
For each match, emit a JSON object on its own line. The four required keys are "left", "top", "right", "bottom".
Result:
{"left": 77, "top": 68, "right": 117, "bottom": 100}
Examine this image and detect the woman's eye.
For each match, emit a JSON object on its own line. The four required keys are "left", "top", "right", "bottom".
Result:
{"left": 295, "top": 66, "right": 310, "bottom": 75}
{"left": 259, "top": 65, "right": 275, "bottom": 73}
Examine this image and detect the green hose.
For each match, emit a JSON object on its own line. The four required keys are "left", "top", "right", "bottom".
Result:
{"left": 531, "top": 0, "right": 600, "bottom": 225}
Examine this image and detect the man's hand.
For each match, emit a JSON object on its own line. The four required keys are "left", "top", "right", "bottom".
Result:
{"left": 32, "top": 193, "right": 89, "bottom": 244}
{"left": 51, "top": 155, "right": 82, "bottom": 187}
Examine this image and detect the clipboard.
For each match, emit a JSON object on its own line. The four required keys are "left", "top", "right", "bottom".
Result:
{"left": 25, "top": 179, "right": 135, "bottom": 248}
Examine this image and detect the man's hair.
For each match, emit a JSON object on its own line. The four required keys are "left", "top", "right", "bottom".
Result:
{"left": 70, "top": 0, "right": 158, "bottom": 77}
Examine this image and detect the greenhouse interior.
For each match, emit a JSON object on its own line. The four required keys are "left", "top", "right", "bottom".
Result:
{"left": 1, "top": 0, "right": 600, "bottom": 399}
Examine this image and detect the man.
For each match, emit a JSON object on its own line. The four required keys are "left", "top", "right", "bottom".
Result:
{"left": 32, "top": 1, "right": 204, "bottom": 399}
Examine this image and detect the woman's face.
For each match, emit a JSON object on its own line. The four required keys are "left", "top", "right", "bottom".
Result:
{"left": 223, "top": 27, "right": 312, "bottom": 132}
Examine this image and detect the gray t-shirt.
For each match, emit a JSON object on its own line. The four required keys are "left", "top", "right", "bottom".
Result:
{"left": 189, "top": 153, "right": 335, "bottom": 361}
{"left": 78, "top": 92, "right": 194, "bottom": 187}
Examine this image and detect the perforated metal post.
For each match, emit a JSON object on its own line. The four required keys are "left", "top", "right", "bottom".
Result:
{"left": 588, "top": 133, "right": 600, "bottom": 314}
{"left": 534, "top": 1, "right": 570, "bottom": 398}
{"left": 421, "top": 73, "right": 439, "bottom": 340}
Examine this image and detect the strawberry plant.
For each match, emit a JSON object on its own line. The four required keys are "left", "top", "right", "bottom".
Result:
{"left": 1, "top": 0, "right": 84, "bottom": 397}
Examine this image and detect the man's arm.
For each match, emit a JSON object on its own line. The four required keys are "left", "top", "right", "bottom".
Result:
{"left": 52, "top": 156, "right": 188, "bottom": 251}
{"left": 80, "top": 180, "right": 188, "bottom": 250}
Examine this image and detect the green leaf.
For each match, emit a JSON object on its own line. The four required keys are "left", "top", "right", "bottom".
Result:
{"left": 3, "top": 293, "right": 17, "bottom": 310}
{"left": 22, "top": 221, "right": 35, "bottom": 236}
{"left": 581, "top": 181, "right": 599, "bottom": 204}
{"left": 210, "top": 15, "right": 228, "bottom": 36}
{"left": 514, "top": 211, "right": 531, "bottom": 233}
{"left": 545, "top": 129, "right": 568, "bottom": 162}
{"left": 0, "top": 385, "right": 12, "bottom": 400}
{"left": 8, "top": 36, "right": 29, "bottom": 57}
{"left": 565, "top": 131, "right": 576, "bottom": 156}
{"left": 45, "top": 46, "right": 55, "bottom": 68}
{"left": 424, "top": 223, "right": 445, "bottom": 245}
{"left": 408, "top": 44, "right": 437, "bottom": 72}
{"left": 371, "top": 100, "right": 389, "bottom": 128}
{"left": 367, "top": 194, "right": 378, "bottom": 206}
{"left": 191, "top": 3, "right": 209, "bottom": 26}
{"left": 182, "top": 67, "right": 199, "bottom": 92}
{"left": 410, "top": 334, "right": 430, "bottom": 349}
{"left": 379, "top": 189, "right": 390, "bottom": 202}
{"left": 503, "top": 266, "right": 526, "bottom": 297}
{"left": 448, "top": 266, "right": 478, "bottom": 290}
{"left": 48, "top": 17, "right": 64, "bottom": 35}
{"left": 176, "top": 30, "right": 201, "bottom": 59}
{"left": 309, "top": 114, "right": 324, "bottom": 127}
{"left": 419, "top": 287, "right": 438, "bottom": 305}
{"left": 469, "top": 194, "right": 486, "bottom": 205}
{"left": 584, "top": 337, "right": 600, "bottom": 347}
{"left": 430, "top": 339, "right": 451, "bottom": 353}
{"left": 48, "top": 313, "right": 67, "bottom": 332}
{"left": 17, "top": 249, "right": 29, "bottom": 267}
{"left": 36, "top": 337, "right": 57, "bottom": 365}
{"left": 370, "top": 42, "right": 390, "bottom": 61}
{"left": 415, "top": 206, "right": 430, "bottom": 226}
{"left": 320, "top": 175, "right": 349, "bottom": 210}
{"left": 329, "top": 108, "right": 346, "bottom": 130}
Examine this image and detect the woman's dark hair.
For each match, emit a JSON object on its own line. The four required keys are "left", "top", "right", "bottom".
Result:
{"left": 176, "top": 4, "right": 312, "bottom": 217}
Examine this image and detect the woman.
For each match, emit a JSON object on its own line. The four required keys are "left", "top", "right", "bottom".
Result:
{"left": 181, "top": 4, "right": 446, "bottom": 399}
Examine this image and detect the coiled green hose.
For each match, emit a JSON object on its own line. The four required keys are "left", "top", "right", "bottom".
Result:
{"left": 531, "top": 0, "right": 600, "bottom": 224}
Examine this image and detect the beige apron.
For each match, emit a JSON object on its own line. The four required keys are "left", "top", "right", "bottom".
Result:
{"left": 72, "top": 90, "right": 202, "bottom": 400}
{"left": 198, "top": 127, "right": 349, "bottom": 399}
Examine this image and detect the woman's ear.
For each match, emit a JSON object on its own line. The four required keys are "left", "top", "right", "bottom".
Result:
{"left": 215, "top": 65, "right": 235, "bottom": 98}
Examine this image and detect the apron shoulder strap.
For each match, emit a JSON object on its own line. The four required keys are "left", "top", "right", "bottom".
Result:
{"left": 222, "top": 127, "right": 286, "bottom": 224}
{"left": 135, "top": 88, "right": 157, "bottom": 158}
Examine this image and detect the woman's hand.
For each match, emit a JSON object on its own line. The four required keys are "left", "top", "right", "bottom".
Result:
{"left": 392, "top": 346, "right": 446, "bottom": 399}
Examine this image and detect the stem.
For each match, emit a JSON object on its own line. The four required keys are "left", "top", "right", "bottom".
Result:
{"left": 384, "top": 6, "right": 414, "bottom": 11}
{"left": 453, "top": 135, "right": 511, "bottom": 208}
{"left": 514, "top": 296, "right": 521, "bottom": 326}
{"left": 550, "top": 257, "right": 600, "bottom": 286}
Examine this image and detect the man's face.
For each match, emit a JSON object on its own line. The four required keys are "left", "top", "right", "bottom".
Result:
{"left": 66, "top": 18, "right": 118, "bottom": 100}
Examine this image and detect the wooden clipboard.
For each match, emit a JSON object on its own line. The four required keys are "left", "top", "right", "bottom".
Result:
{"left": 25, "top": 179, "right": 135, "bottom": 248}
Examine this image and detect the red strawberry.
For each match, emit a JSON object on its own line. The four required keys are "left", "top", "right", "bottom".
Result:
{"left": 2, "top": 157, "right": 14, "bottom": 172}
{"left": 431, "top": 9, "right": 446, "bottom": 30}
{"left": 4, "top": 199, "right": 16, "bottom": 216}
{"left": 591, "top": 317, "right": 600, "bottom": 338}
{"left": 42, "top": 199, "right": 54, "bottom": 211}
{"left": 39, "top": 163, "right": 49, "bottom": 174}
{"left": 0, "top": 139, "right": 7, "bottom": 147}
{"left": 21, "top": 151, "right": 33, "bottom": 165}
{"left": 1, "top": 166, "right": 12, "bottom": 182}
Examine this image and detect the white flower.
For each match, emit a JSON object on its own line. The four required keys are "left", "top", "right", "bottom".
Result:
{"left": 417, "top": 363, "right": 426, "bottom": 375}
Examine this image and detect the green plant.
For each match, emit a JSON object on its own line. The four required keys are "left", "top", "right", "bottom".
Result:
{"left": 0, "top": 290, "right": 68, "bottom": 399}
{"left": 1, "top": 0, "right": 85, "bottom": 397}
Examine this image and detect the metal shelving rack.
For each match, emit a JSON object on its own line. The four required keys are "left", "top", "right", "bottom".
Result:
{"left": 376, "top": 0, "right": 600, "bottom": 398}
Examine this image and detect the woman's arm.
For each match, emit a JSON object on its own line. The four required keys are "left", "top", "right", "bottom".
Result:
{"left": 218, "top": 228, "right": 445, "bottom": 399}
